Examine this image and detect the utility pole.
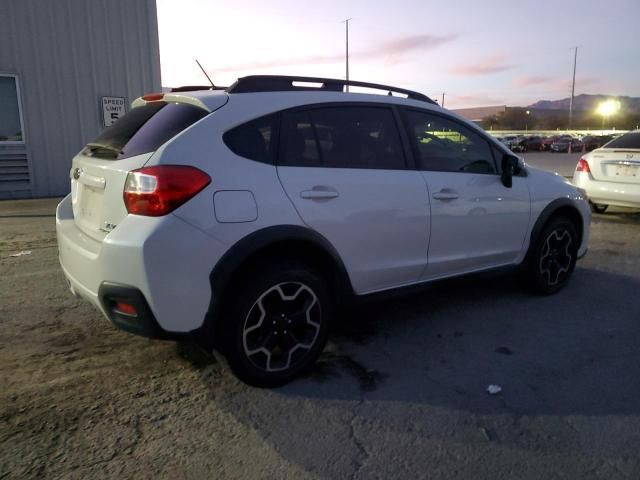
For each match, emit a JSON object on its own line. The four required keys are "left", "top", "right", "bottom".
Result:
{"left": 342, "top": 18, "right": 352, "bottom": 91}
{"left": 569, "top": 46, "right": 578, "bottom": 129}
{"left": 441, "top": 92, "right": 445, "bottom": 108}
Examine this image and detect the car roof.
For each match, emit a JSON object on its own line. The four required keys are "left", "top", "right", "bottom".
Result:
{"left": 133, "top": 88, "right": 443, "bottom": 115}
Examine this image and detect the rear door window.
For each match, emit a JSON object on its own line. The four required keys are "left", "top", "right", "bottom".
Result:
{"left": 85, "top": 102, "right": 209, "bottom": 160}
{"left": 279, "top": 105, "right": 406, "bottom": 170}
{"left": 279, "top": 110, "right": 321, "bottom": 167}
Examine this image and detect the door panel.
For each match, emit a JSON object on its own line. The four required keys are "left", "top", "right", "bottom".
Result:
{"left": 422, "top": 172, "right": 530, "bottom": 278}
{"left": 278, "top": 167, "right": 430, "bottom": 292}
{"left": 277, "top": 104, "right": 430, "bottom": 293}
{"left": 399, "top": 107, "right": 531, "bottom": 279}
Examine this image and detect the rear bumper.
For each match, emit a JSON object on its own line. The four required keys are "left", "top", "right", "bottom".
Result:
{"left": 573, "top": 172, "right": 640, "bottom": 208}
{"left": 98, "top": 282, "right": 179, "bottom": 340}
{"left": 56, "top": 194, "right": 228, "bottom": 336}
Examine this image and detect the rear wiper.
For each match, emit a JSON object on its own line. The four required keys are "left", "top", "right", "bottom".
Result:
{"left": 86, "top": 143, "right": 123, "bottom": 155}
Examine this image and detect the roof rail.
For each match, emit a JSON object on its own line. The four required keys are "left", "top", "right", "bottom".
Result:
{"left": 226, "top": 75, "right": 437, "bottom": 104}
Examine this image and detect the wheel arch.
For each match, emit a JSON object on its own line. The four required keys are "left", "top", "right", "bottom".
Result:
{"left": 201, "top": 225, "right": 353, "bottom": 345}
{"left": 528, "top": 199, "right": 585, "bottom": 255}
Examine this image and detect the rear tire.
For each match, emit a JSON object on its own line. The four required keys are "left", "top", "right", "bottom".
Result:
{"left": 590, "top": 202, "right": 608, "bottom": 214}
{"left": 522, "top": 217, "right": 578, "bottom": 295}
{"left": 219, "top": 260, "right": 331, "bottom": 387}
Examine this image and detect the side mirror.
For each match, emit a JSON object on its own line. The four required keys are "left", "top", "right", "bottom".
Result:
{"left": 501, "top": 154, "right": 519, "bottom": 188}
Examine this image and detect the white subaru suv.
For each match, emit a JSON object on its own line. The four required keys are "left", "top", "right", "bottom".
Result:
{"left": 56, "top": 75, "right": 590, "bottom": 386}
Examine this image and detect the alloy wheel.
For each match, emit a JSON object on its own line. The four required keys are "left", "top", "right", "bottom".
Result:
{"left": 242, "top": 282, "right": 321, "bottom": 372}
{"left": 538, "top": 228, "right": 573, "bottom": 286}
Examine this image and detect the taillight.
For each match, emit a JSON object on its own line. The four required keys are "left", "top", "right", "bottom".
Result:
{"left": 576, "top": 157, "right": 591, "bottom": 173}
{"left": 142, "top": 93, "right": 164, "bottom": 101}
{"left": 123, "top": 165, "right": 210, "bottom": 216}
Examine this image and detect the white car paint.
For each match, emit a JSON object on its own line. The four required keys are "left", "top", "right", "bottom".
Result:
{"left": 56, "top": 87, "right": 591, "bottom": 335}
{"left": 572, "top": 144, "right": 640, "bottom": 208}
{"left": 420, "top": 171, "right": 530, "bottom": 279}
{"left": 277, "top": 166, "right": 430, "bottom": 293}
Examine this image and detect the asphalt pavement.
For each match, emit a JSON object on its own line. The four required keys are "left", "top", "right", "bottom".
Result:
{"left": 1, "top": 187, "right": 639, "bottom": 478}
{"left": 521, "top": 152, "right": 582, "bottom": 178}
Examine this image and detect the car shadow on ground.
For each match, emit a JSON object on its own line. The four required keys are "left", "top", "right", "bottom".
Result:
{"left": 182, "top": 262, "right": 640, "bottom": 417}
{"left": 173, "top": 222, "right": 640, "bottom": 475}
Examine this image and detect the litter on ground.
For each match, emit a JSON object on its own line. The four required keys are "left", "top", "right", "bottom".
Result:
{"left": 9, "top": 250, "right": 32, "bottom": 257}
{"left": 487, "top": 384, "right": 502, "bottom": 395}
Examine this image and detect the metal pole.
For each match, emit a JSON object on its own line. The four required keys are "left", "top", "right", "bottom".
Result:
{"left": 441, "top": 92, "right": 445, "bottom": 108}
{"left": 344, "top": 18, "right": 351, "bottom": 92}
{"left": 569, "top": 47, "right": 577, "bottom": 129}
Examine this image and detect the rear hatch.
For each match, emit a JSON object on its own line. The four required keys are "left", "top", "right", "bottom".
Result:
{"left": 588, "top": 132, "right": 640, "bottom": 184}
{"left": 70, "top": 95, "right": 220, "bottom": 241}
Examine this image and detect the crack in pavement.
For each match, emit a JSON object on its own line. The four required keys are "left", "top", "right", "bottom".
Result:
{"left": 349, "top": 398, "right": 368, "bottom": 480}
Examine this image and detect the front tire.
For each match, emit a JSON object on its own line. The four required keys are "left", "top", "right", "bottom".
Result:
{"left": 220, "top": 261, "right": 331, "bottom": 387}
{"left": 523, "top": 217, "right": 578, "bottom": 295}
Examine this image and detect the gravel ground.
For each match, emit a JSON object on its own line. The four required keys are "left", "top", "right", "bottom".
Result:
{"left": 1, "top": 196, "right": 640, "bottom": 479}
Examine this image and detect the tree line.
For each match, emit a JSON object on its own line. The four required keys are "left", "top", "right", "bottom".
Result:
{"left": 480, "top": 108, "right": 640, "bottom": 131}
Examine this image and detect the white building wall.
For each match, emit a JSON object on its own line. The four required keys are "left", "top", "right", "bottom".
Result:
{"left": 0, "top": 0, "right": 161, "bottom": 198}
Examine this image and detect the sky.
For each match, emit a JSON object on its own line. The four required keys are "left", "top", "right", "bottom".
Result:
{"left": 156, "top": 0, "right": 640, "bottom": 109}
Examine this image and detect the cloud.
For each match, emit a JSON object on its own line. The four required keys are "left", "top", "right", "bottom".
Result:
{"left": 446, "top": 93, "right": 505, "bottom": 108}
{"left": 364, "top": 34, "right": 457, "bottom": 64}
{"left": 513, "top": 74, "right": 600, "bottom": 92}
{"left": 213, "top": 34, "right": 457, "bottom": 73}
{"left": 449, "top": 54, "right": 515, "bottom": 76}
{"left": 513, "top": 75, "right": 554, "bottom": 87}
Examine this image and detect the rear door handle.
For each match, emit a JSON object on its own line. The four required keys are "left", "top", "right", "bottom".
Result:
{"left": 432, "top": 190, "right": 459, "bottom": 201}
{"left": 300, "top": 188, "right": 339, "bottom": 200}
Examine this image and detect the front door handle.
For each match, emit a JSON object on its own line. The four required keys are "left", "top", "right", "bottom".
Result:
{"left": 300, "top": 188, "right": 339, "bottom": 200}
{"left": 432, "top": 190, "right": 459, "bottom": 201}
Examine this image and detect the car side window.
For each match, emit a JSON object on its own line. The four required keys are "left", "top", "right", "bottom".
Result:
{"left": 279, "top": 106, "right": 406, "bottom": 170}
{"left": 280, "top": 110, "right": 321, "bottom": 167}
{"left": 403, "top": 110, "right": 496, "bottom": 174}
{"left": 223, "top": 113, "right": 280, "bottom": 164}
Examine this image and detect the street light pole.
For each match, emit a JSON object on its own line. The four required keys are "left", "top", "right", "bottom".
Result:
{"left": 342, "top": 18, "right": 352, "bottom": 92}
{"left": 569, "top": 46, "right": 578, "bottom": 129}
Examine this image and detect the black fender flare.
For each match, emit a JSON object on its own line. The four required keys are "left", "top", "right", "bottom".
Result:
{"left": 525, "top": 198, "right": 584, "bottom": 261}
{"left": 198, "top": 225, "right": 353, "bottom": 344}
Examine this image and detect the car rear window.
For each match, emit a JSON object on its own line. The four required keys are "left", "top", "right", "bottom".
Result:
{"left": 604, "top": 132, "right": 640, "bottom": 149}
{"left": 84, "top": 102, "right": 209, "bottom": 160}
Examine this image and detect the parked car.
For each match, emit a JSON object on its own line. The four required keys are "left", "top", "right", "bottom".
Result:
{"left": 498, "top": 135, "right": 520, "bottom": 149}
{"left": 541, "top": 136, "right": 561, "bottom": 151}
{"left": 512, "top": 135, "right": 543, "bottom": 152}
{"left": 551, "top": 136, "right": 583, "bottom": 153}
{"left": 573, "top": 129, "right": 640, "bottom": 213}
{"left": 56, "top": 75, "right": 590, "bottom": 387}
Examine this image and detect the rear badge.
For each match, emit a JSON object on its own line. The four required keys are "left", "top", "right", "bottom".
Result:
{"left": 100, "top": 222, "right": 117, "bottom": 233}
